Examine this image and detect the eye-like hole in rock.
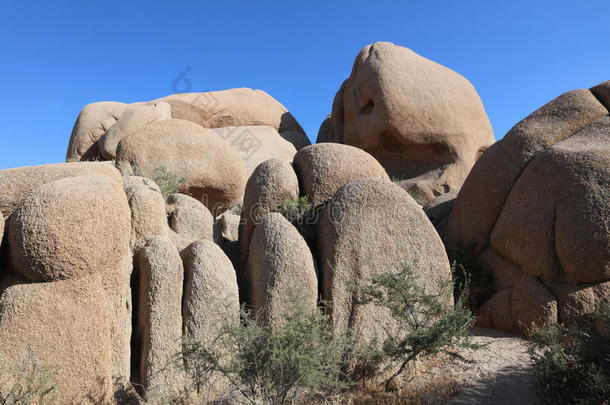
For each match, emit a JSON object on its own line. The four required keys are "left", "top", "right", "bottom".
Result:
{"left": 359, "top": 99, "right": 375, "bottom": 114}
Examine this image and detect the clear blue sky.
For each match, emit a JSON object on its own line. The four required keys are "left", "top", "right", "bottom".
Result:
{"left": 0, "top": 0, "right": 608, "bottom": 169}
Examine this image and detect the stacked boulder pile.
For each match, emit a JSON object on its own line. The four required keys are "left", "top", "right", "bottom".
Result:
{"left": 448, "top": 81, "right": 610, "bottom": 336}
{"left": 0, "top": 42, "right": 608, "bottom": 402}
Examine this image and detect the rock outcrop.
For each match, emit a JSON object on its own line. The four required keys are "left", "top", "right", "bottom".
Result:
{"left": 66, "top": 101, "right": 127, "bottom": 161}
{"left": 0, "top": 162, "right": 122, "bottom": 218}
{"left": 136, "top": 236, "right": 185, "bottom": 399}
{"left": 123, "top": 176, "right": 169, "bottom": 250}
{"left": 181, "top": 240, "right": 240, "bottom": 343}
{"left": 238, "top": 159, "right": 300, "bottom": 277}
{"left": 166, "top": 193, "right": 221, "bottom": 245}
{"left": 293, "top": 143, "right": 389, "bottom": 207}
{"left": 319, "top": 179, "right": 453, "bottom": 342}
{"left": 8, "top": 175, "right": 130, "bottom": 281}
{"left": 98, "top": 102, "right": 171, "bottom": 160}
{"left": 115, "top": 119, "right": 247, "bottom": 215}
{"left": 209, "top": 125, "right": 299, "bottom": 178}
{"left": 155, "top": 88, "right": 305, "bottom": 136}
{"left": 448, "top": 83, "right": 610, "bottom": 335}
{"left": 246, "top": 213, "right": 318, "bottom": 327}
{"left": 0, "top": 274, "right": 113, "bottom": 404}
{"left": 319, "top": 42, "right": 494, "bottom": 203}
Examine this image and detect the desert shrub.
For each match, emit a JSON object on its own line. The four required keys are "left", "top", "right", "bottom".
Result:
{"left": 447, "top": 247, "right": 494, "bottom": 309}
{"left": 349, "top": 263, "right": 480, "bottom": 390}
{"left": 596, "top": 300, "right": 610, "bottom": 326}
{"left": 407, "top": 189, "right": 429, "bottom": 205}
{"left": 528, "top": 302, "right": 610, "bottom": 404}
{"left": 276, "top": 196, "right": 312, "bottom": 226}
{"left": 152, "top": 166, "right": 186, "bottom": 198}
{"left": 0, "top": 358, "right": 57, "bottom": 405}
{"left": 230, "top": 203, "right": 243, "bottom": 216}
{"left": 178, "top": 297, "right": 349, "bottom": 404}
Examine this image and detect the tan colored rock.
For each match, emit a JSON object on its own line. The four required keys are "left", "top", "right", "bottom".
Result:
{"left": 115, "top": 119, "right": 246, "bottom": 215}
{"left": 238, "top": 159, "right": 299, "bottom": 279}
{"left": 104, "top": 253, "right": 134, "bottom": 387}
{"left": 511, "top": 276, "right": 558, "bottom": 337}
{"left": 8, "top": 174, "right": 130, "bottom": 281}
{"left": 423, "top": 190, "right": 458, "bottom": 240}
{"left": 501, "top": 89, "right": 607, "bottom": 167}
{"left": 168, "top": 229, "right": 191, "bottom": 253}
{"left": 181, "top": 240, "right": 239, "bottom": 343}
{"left": 545, "top": 280, "right": 610, "bottom": 324}
{"left": 446, "top": 142, "right": 521, "bottom": 254}
{"left": 591, "top": 80, "right": 610, "bottom": 110}
{"left": 476, "top": 247, "right": 521, "bottom": 291}
{"left": 98, "top": 102, "right": 171, "bottom": 160}
{"left": 219, "top": 212, "right": 241, "bottom": 242}
{"left": 136, "top": 236, "right": 185, "bottom": 399}
{"left": 293, "top": 143, "right": 389, "bottom": 207}
{"left": 0, "top": 214, "right": 4, "bottom": 241}
{"left": 478, "top": 289, "right": 514, "bottom": 333}
{"left": 490, "top": 118, "right": 610, "bottom": 284}
{"left": 154, "top": 88, "right": 305, "bottom": 135}
{"left": 246, "top": 213, "right": 318, "bottom": 327}
{"left": 0, "top": 274, "right": 113, "bottom": 404}
{"left": 449, "top": 88, "right": 608, "bottom": 254}
{"left": 66, "top": 101, "right": 127, "bottom": 161}
{"left": 123, "top": 176, "right": 169, "bottom": 250}
{"left": 0, "top": 162, "right": 122, "bottom": 218}
{"left": 446, "top": 84, "right": 610, "bottom": 336}
{"left": 324, "top": 42, "right": 494, "bottom": 198}
{"left": 166, "top": 193, "right": 221, "bottom": 245}
{"left": 319, "top": 179, "right": 452, "bottom": 342}
{"left": 209, "top": 125, "right": 297, "bottom": 178}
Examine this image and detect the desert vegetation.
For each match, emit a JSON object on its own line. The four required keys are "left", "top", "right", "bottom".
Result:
{"left": 172, "top": 262, "right": 480, "bottom": 404}
{"left": 528, "top": 301, "right": 610, "bottom": 404}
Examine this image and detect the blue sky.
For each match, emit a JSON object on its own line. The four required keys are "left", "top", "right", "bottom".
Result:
{"left": 0, "top": 0, "right": 608, "bottom": 169}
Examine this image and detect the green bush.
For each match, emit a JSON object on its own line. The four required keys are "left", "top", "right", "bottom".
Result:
{"left": 0, "top": 358, "right": 57, "bottom": 405}
{"left": 448, "top": 247, "right": 494, "bottom": 309}
{"left": 407, "top": 189, "right": 429, "bottom": 205}
{"left": 152, "top": 165, "right": 186, "bottom": 198}
{"left": 349, "top": 263, "right": 480, "bottom": 390}
{"left": 529, "top": 302, "right": 610, "bottom": 404}
{"left": 230, "top": 203, "right": 243, "bottom": 216}
{"left": 178, "top": 298, "right": 349, "bottom": 404}
{"left": 276, "top": 196, "right": 312, "bottom": 226}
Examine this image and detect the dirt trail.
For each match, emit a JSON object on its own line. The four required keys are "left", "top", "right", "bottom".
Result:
{"left": 447, "top": 327, "right": 539, "bottom": 405}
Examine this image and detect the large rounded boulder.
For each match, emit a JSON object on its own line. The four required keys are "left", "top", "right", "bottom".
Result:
{"left": 166, "top": 193, "right": 221, "bottom": 245}
{"left": 246, "top": 213, "right": 318, "bottom": 327}
{"left": 181, "top": 240, "right": 240, "bottom": 343}
{"left": 319, "top": 42, "right": 494, "bottom": 203}
{"left": 155, "top": 88, "right": 305, "bottom": 136}
{"left": 123, "top": 176, "right": 169, "bottom": 251}
{"left": 8, "top": 174, "right": 131, "bottom": 281}
{"left": 293, "top": 143, "right": 389, "bottom": 207}
{"left": 238, "top": 159, "right": 300, "bottom": 272}
{"left": 66, "top": 101, "right": 127, "bottom": 161}
{"left": 319, "top": 178, "right": 452, "bottom": 342}
{"left": 136, "top": 236, "right": 185, "bottom": 398}
{"left": 98, "top": 101, "right": 171, "bottom": 160}
{"left": 0, "top": 162, "right": 122, "bottom": 218}
{"left": 0, "top": 274, "right": 113, "bottom": 404}
{"left": 447, "top": 82, "right": 610, "bottom": 335}
{"left": 209, "top": 125, "right": 299, "bottom": 178}
{"left": 115, "top": 118, "right": 247, "bottom": 215}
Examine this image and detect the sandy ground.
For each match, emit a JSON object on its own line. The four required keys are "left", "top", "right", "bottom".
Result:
{"left": 446, "top": 327, "right": 539, "bottom": 405}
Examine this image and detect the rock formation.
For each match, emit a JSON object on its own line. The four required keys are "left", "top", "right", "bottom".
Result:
{"left": 447, "top": 82, "right": 610, "bottom": 335}
{"left": 319, "top": 42, "right": 495, "bottom": 204}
